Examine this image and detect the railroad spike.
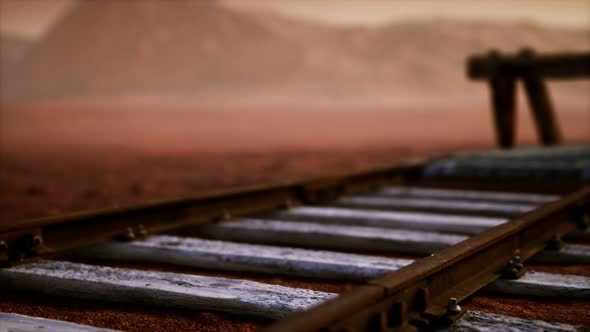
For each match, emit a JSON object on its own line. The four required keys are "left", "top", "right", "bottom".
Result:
{"left": 135, "top": 224, "right": 148, "bottom": 239}
{"left": 32, "top": 235, "right": 43, "bottom": 247}
{"left": 21, "top": 234, "right": 41, "bottom": 250}
{"left": 121, "top": 227, "right": 136, "bottom": 241}
{"left": 446, "top": 298, "right": 462, "bottom": 315}
{"left": 501, "top": 251, "right": 525, "bottom": 279}
{"left": 220, "top": 209, "right": 232, "bottom": 222}
{"left": 283, "top": 199, "right": 296, "bottom": 209}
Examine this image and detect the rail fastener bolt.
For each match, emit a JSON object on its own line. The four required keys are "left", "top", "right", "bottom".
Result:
{"left": 446, "top": 298, "right": 462, "bottom": 315}
{"left": 136, "top": 224, "right": 148, "bottom": 238}
{"left": 503, "top": 253, "right": 525, "bottom": 279}
{"left": 22, "top": 234, "right": 43, "bottom": 250}
{"left": 32, "top": 235, "right": 43, "bottom": 247}
{"left": 221, "top": 209, "right": 232, "bottom": 221}
{"left": 123, "top": 227, "right": 136, "bottom": 241}
{"left": 283, "top": 199, "right": 296, "bottom": 209}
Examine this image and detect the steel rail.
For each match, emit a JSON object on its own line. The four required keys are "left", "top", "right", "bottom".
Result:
{"left": 266, "top": 186, "right": 589, "bottom": 332}
{"left": 0, "top": 161, "right": 423, "bottom": 265}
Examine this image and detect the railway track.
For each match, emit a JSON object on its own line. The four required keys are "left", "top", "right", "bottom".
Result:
{"left": 0, "top": 144, "right": 588, "bottom": 331}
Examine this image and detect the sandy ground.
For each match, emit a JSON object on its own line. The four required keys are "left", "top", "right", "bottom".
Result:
{"left": 2, "top": 99, "right": 588, "bottom": 221}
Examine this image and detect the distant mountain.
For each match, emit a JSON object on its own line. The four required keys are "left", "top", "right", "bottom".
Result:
{"left": 3, "top": 0, "right": 589, "bottom": 103}
{"left": 1, "top": 35, "right": 31, "bottom": 66}
{"left": 1, "top": 35, "right": 33, "bottom": 97}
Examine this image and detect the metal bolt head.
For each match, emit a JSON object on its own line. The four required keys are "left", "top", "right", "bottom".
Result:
{"left": 222, "top": 209, "right": 232, "bottom": 221}
{"left": 284, "top": 199, "right": 295, "bottom": 209}
{"left": 136, "top": 224, "right": 148, "bottom": 238}
{"left": 32, "top": 235, "right": 43, "bottom": 247}
{"left": 123, "top": 227, "right": 136, "bottom": 241}
{"left": 23, "top": 234, "right": 42, "bottom": 250}
{"left": 447, "top": 298, "right": 462, "bottom": 315}
{"left": 511, "top": 255, "right": 521, "bottom": 264}
{"left": 503, "top": 251, "right": 525, "bottom": 279}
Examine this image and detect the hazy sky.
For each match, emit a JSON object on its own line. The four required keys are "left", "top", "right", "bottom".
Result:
{"left": 1, "top": 0, "right": 589, "bottom": 40}
{"left": 0, "top": 0, "right": 73, "bottom": 39}
{"left": 225, "top": 0, "right": 590, "bottom": 28}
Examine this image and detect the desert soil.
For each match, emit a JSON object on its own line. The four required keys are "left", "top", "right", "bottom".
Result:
{"left": 2, "top": 99, "right": 588, "bottom": 221}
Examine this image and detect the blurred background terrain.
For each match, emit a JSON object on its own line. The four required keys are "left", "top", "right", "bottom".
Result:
{"left": 1, "top": 0, "right": 589, "bottom": 220}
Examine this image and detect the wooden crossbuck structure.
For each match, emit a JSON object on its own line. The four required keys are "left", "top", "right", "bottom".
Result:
{"left": 467, "top": 49, "right": 590, "bottom": 148}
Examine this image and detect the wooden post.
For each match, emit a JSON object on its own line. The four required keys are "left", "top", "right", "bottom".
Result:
{"left": 487, "top": 51, "right": 517, "bottom": 149}
{"left": 467, "top": 49, "right": 587, "bottom": 149}
{"left": 519, "top": 49, "right": 562, "bottom": 146}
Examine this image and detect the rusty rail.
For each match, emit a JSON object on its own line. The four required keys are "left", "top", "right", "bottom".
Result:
{"left": 467, "top": 49, "right": 590, "bottom": 149}
{"left": 0, "top": 161, "right": 423, "bottom": 265}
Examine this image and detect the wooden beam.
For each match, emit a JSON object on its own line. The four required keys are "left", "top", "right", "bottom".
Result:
{"left": 270, "top": 206, "right": 506, "bottom": 235}
{"left": 468, "top": 52, "right": 590, "bottom": 80}
{"left": 0, "top": 260, "right": 335, "bottom": 319}
{"left": 378, "top": 186, "right": 560, "bottom": 204}
{"left": 520, "top": 49, "right": 562, "bottom": 145}
{"left": 453, "top": 311, "right": 582, "bottom": 331}
{"left": 72, "top": 235, "right": 413, "bottom": 280}
{"left": 334, "top": 195, "right": 536, "bottom": 218}
{"left": 487, "top": 271, "right": 590, "bottom": 298}
{"left": 488, "top": 60, "right": 517, "bottom": 148}
{"left": 191, "top": 219, "right": 467, "bottom": 255}
{"left": 0, "top": 313, "right": 118, "bottom": 332}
